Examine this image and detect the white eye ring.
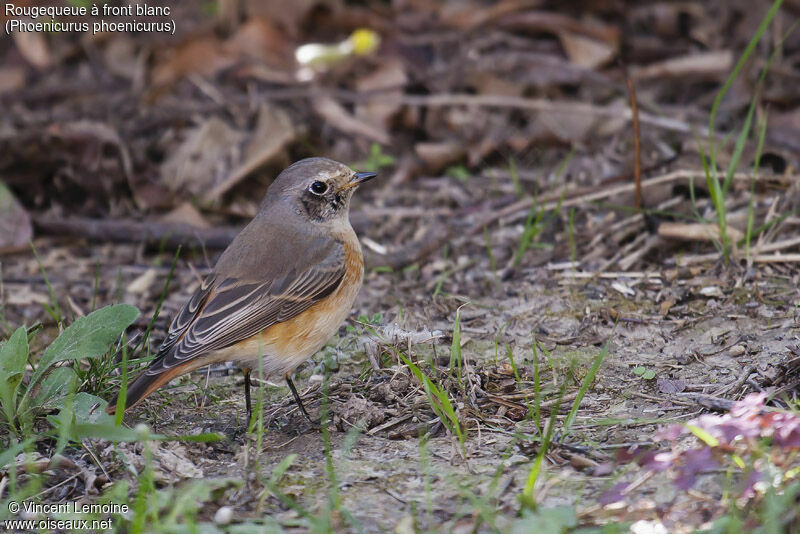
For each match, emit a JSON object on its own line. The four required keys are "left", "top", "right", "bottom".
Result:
{"left": 309, "top": 180, "right": 328, "bottom": 195}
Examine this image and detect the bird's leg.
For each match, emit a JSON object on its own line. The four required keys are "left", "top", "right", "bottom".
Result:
{"left": 243, "top": 368, "right": 252, "bottom": 421}
{"left": 285, "top": 374, "right": 318, "bottom": 425}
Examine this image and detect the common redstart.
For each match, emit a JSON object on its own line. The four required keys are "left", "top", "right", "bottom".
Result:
{"left": 107, "top": 157, "right": 377, "bottom": 419}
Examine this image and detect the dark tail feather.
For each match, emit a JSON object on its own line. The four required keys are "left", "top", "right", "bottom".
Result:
{"left": 106, "top": 366, "right": 185, "bottom": 414}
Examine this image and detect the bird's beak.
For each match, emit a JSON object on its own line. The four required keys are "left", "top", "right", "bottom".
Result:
{"left": 348, "top": 171, "right": 378, "bottom": 188}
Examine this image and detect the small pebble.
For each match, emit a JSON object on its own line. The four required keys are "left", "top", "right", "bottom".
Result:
{"left": 728, "top": 344, "right": 746, "bottom": 357}
{"left": 700, "top": 286, "right": 724, "bottom": 298}
{"left": 214, "top": 506, "right": 233, "bottom": 525}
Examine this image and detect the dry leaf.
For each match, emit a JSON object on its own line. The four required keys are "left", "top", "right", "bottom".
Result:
{"left": 415, "top": 142, "right": 465, "bottom": 173}
{"left": 127, "top": 268, "right": 158, "bottom": 295}
{"left": 658, "top": 222, "right": 743, "bottom": 244}
{"left": 204, "top": 103, "right": 296, "bottom": 202}
{"left": 659, "top": 298, "right": 676, "bottom": 316}
{"left": 0, "top": 67, "right": 25, "bottom": 95}
{"left": 160, "top": 202, "right": 210, "bottom": 229}
{"left": 152, "top": 36, "right": 235, "bottom": 88}
{"left": 103, "top": 36, "right": 143, "bottom": 82}
{"left": 12, "top": 30, "right": 51, "bottom": 69}
{"left": 312, "top": 96, "right": 390, "bottom": 144}
{"left": 0, "top": 181, "right": 32, "bottom": 249}
{"left": 559, "top": 31, "right": 617, "bottom": 69}
{"left": 633, "top": 51, "right": 734, "bottom": 81}
{"left": 657, "top": 378, "right": 686, "bottom": 394}
{"left": 6, "top": 285, "right": 50, "bottom": 306}
{"left": 161, "top": 117, "right": 243, "bottom": 196}
{"left": 537, "top": 108, "right": 598, "bottom": 143}
{"left": 225, "top": 16, "right": 289, "bottom": 65}
{"left": 356, "top": 60, "right": 407, "bottom": 130}
{"left": 244, "top": 0, "right": 319, "bottom": 36}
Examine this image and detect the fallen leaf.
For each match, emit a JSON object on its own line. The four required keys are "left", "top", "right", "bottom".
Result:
{"left": 160, "top": 202, "right": 210, "bottom": 229}
{"left": 151, "top": 35, "right": 235, "bottom": 88}
{"left": 0, "top": 67, "right": 25, "bottom": 95}
{"left": 657, "top": 378, "right": 686, "bottom": 394}
{"left": 356, "top": 60, "right": 407, "bottom": 130}
{"left": 558, "top": 31, "right": 617, "bottom": 69}
{"left": 0, "top": 181, "right": 32, "bottom": 249}
{"left": 537, "top": 108, "right": 598, "bottom": 144}
{"left": 611, "top": 282, "right": 635, "bottom": 297}
{"left": 728, "top": 345, "right": 746, "bottom": 357}
{"left": 768, "top": 109, "right": 800, "bottom": 153}
{"left": 659, "top": 298, "right": 676, "bottom": 316}
{"left": 658, "top": 222, "right": 743, "bottom": 244}
{"left": 153, "top": 442, "right": 204, "bottom": 482}
{"left": 6, "top": 285, "right": 50, "bottom": 305}
{"left": 12, "top": 30, "right": 51, "bottom": 69}
{"left": 415, "top": 141, "right": 465, "bottom": 173}
{"left": 126, "top": 268, "right": 158, "bottom": 295}
{"left": 225, "top": 15, "right": 289, "bottom": 65}
{"left": 633, "top": 51, "right": 734, "bottom": 81}
{"left": 102, "top": 36, "right": 143, "bottom": 83}
{"left": 161, "top": 117, "right": 244, "bottom": 196}
{"left": 312, "top": 96, "right": 390, "bottom": 144}
{"left": 443, "top": 0, "right": 546, "bottom": 30}
{"left": 243, "top": 0, "right": 318, "bottom": 37}
{"left": 699, "top": 286, "right": 724, "bottom": 298}
{"left": 204, "top": 103, "right": 296, "bottom": 202}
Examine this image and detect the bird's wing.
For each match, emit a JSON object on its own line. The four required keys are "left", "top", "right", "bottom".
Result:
{"left": 144, "top": 236, "right": 346, "bottom": 376}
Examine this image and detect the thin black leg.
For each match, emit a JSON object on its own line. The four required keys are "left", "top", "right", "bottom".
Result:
{"left": 286, "top": 375, "right": 317, "bottom": 425}
{"left": 244, "top": 369, "right": 252, "bottom": 420}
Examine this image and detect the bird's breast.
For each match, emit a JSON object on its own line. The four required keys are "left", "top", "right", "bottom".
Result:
{"left": 224, "top": 233, "right": 364, "bottom": 375}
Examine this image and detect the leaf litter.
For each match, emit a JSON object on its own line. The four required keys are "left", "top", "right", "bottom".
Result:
{"left": 1, "top": 0, "right": 800, "bottom": 532}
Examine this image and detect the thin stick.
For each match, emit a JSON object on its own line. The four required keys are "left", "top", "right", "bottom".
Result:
{"left": 625, "top": 72, "right": 643, "bottom": 211}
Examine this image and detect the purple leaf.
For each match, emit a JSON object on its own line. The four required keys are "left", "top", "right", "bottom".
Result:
{"left": 657, "top": 378, "right": 686, "bottom": 394}
{"left": 643, "top": 451, "right": 676, "bottom": 472}
{"left": 599, "top": 482, "right": 630, "bottom": 506}
{"left": 654, "top": 424, "right": 684, "bottom": 442}
{"left": 593, "top": 462, "right": 615, "bottom": 476}
{"left": 740, "top": 469, "right": 762, "bottom": 500}
{"left": 674, "top": 447, "right": 717, "bottom": 490}
{"left": 730, "top": 392, "right": 768, "bottom": 418}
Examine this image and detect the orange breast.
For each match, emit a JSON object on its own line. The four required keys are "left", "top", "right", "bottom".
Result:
{"left": 213, "top": 234, "right": 364, "bottom": 376}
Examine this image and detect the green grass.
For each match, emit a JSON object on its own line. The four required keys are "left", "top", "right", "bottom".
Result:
{"left": 449, "top": 306, "right": 464, "bottom": 390}
{"left": 699, "top": 0, "right": 785, "bottom": 263}
{"left": 0, "top": 304, "right": 139, "bottom": 440}
{"left": 512, "top": 150, "right": 573, "bottom": 266}
{"left": 354, "top": 142, "right": 396, "bottom": 173}
{"left": 0, "top": 299, "right": 224, "bottom": 531}
{"left": 398, "top": 350, "right": 465, "bottom": 449}
{"left": 520, "top": 384, "right": 562, "bottom": 509}
{"left": 30, "top": 242, "right": 62, "bottom": 325}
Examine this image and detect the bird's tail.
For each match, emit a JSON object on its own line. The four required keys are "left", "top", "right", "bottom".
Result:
{"left": 106, "top": 365, "right": 187, "bottom": 415}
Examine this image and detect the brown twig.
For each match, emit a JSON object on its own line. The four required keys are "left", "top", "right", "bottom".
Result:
{"left": 32, "top": 214, "right": 240, "bottom": 250}
{"left": 470, "top": 170, "right": 797, "bottom": 235}
{"left": 31, "top": 212, "right": 452, "bottom": 270}
{"left": 625, "top": 72, "right": 643, "bottom": 211}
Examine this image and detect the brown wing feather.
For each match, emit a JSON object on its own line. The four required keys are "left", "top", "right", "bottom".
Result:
{"left": 108, "top": 220, "right": 350, "bottom": 414}
{"left": 144, "top": 237, "right": 346, "bottom": 376}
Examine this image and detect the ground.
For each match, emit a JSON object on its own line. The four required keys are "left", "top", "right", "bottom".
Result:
{"left": 2, "top": 0, "right": 800, "bottom": 532}
{"left": 3, "top": 234, "right": 799, "bottom": 531}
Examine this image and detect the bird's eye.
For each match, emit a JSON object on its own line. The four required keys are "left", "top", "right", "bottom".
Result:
{"left": 309, "top": 181, "right": 328, "bottom": 195}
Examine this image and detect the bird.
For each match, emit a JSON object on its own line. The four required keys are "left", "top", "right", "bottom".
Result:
{"left": 106, "top": 157, "right": 377, "bottom": 420}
